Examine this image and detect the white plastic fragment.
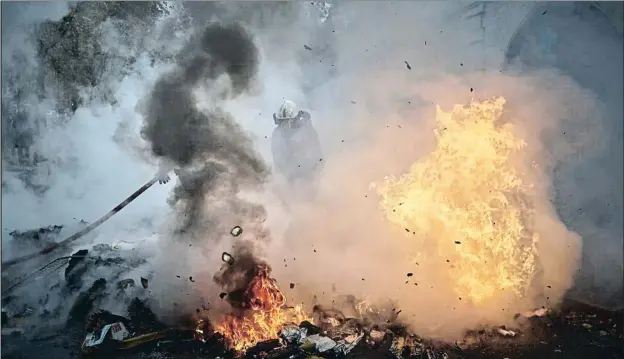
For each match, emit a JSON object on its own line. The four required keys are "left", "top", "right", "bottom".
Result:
{"left": 497, "top": 327, "right": 516, "bottom": 337}
{"left": 522, "top": 307, "right": 551, "bottom": 318}
{"left": 306, "top": 334, "right": 337, "bottom": 352}
{"left": 221, "top": 252, "right": 235, "bottom": 265}
{"left": 230, "top": 226, "right": 243, "bottom": 237}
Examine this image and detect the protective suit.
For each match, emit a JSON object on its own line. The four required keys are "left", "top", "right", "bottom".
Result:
{"left": 271, "top": 100, "right": 324, "bottom": 190}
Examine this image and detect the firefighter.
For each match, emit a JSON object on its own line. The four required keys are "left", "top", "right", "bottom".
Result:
{"left": 271, "top": 100, "right": 324, "bottom": 195}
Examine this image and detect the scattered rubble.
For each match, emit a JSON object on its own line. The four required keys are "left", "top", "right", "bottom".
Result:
{"left": 2, "top": 231, "right": 621, "bottom": 359}
{"left": 2, "top": 294, "right": 622, "bottom": 359}
{"left": 280, "top": 325, "right": 308, "bottom": 345}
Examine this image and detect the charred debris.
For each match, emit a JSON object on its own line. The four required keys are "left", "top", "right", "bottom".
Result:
{"left": 2, "top": 226, "right": 622, "bottom": 359}
{"left": 5, "top": 287, "right": 622, "bottom": 359}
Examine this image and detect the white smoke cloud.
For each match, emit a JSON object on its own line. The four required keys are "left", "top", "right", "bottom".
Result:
{"left": 2, "top": 1, "right": 621, "bottom": 343}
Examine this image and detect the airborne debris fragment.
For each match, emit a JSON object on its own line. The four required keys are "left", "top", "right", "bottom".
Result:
{"left": 221, "top": 252, "right": 235, "bottom": 265}
{"left": 304, "top": 44, "right": 313, "bottom": 50}
{"left": 230, "top": 226, "right": 243, "bottom": 237}
{"left": 405, "top": 61, "right": 412, "bottom": 70}
{"left": 140, "top": 277, "right": 148, "bottom": 289}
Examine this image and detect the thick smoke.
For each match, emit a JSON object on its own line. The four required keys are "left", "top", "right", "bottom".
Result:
{"left": 256, "top": 1, "right": 622, "bottom": 340}
{"left": 213, "top": 242, "right": 272, "bottom": 311}
{"left": 139, "top": 22, "right": 269, "bottom": 234}
{"left": 2, "top": 0, "right": 621, "bottom": 346}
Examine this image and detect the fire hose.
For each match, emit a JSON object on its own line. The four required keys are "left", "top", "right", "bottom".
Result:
{"left": 2, "top": 172, "right": 167, "bottom": 269}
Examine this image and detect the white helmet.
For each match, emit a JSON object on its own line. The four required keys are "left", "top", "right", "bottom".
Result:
{"left": 275, "top": 100, "right": 298, "bottom": 120}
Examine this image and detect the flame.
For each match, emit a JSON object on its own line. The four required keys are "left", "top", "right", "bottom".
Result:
{"left": 375, "top": 97, "right": 538, "bottom": 304}
{"left": 213, "top": 264, "right": 311, "bottom": 352}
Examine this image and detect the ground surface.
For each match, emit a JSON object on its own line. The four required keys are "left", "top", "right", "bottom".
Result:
{"left": 2, "top": 299, "right": 622, "bottom": 359}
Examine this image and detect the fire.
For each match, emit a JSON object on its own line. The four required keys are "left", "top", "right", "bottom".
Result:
{"left": 213, "top": 264, "right": 310, "bottom": 352}
{"left": 375, "top": 97, "right": 539, "bottom": 304}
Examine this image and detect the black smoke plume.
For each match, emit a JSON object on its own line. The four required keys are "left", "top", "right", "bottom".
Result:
{"left": 213, "top": 242, "right": 272, "bottom": 310}
{"left": 140, "top": 22, "right": 269, "bottom": 234}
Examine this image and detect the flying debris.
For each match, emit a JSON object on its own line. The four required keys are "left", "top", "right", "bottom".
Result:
{"left": 222, "top": 252, "right": 235, "bottom": 265}
{"left": 230, "top": 226, "right": 243, "bottom": 237}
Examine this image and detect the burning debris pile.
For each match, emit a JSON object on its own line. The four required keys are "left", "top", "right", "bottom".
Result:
{"left": 1, "top": 91, "right": 619, "bottom": 359}
{"left": 205, "top": 246, "right": 310, "bottom": 352}
{"left": 70, "top": 280, "right": 623, "bottom": 359}
{"left": 1, "top": 227, "right": 622, "bottom": 359}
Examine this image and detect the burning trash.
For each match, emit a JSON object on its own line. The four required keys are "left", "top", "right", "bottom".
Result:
{"left": 209, "top": 261, "right": 310, "bottom": 352}
{"left": 3, "top": 102, "right": 620, "bottom": 359}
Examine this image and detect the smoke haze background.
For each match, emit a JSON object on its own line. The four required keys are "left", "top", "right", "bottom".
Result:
{"left": 1, "top": 1, "right": 621, "bottom": 341}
